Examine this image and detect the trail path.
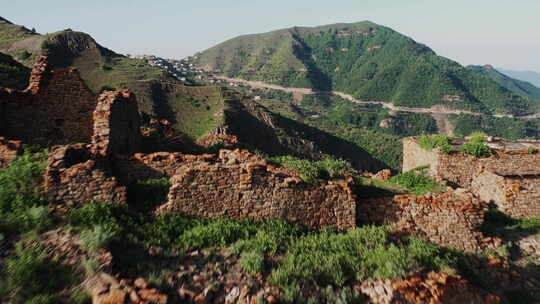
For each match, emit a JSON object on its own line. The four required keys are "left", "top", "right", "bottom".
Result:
{"left": 215, "top": 76, "right": 540, "bottom": 134}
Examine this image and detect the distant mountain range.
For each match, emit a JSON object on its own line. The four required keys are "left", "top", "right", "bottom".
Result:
{"left": 497, "top": 68, "right": 540, "bottom": 88}
{"left": 468, "top": 65, "right": 540, "bottom": 100}
{"left": 196, "top": 21, "right": 539, "bottom": 116}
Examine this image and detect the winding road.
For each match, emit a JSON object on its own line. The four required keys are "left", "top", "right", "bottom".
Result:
{"left": 214, "top": 75, "right": 540, "bottom": 135}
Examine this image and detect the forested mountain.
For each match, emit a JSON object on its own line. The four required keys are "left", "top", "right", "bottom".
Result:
{"left": 498, "top": 68, "right": 540, "bottom": 88}
{"left": 196, "top": 21, "right": 539, "bottom": 116}
{"left": 468, "top": 65, "right": 540, "bottom": 100}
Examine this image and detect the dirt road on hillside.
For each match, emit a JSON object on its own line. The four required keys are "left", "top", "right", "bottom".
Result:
{"left": 215, "top": 75, "right": 539, "bottom": 135}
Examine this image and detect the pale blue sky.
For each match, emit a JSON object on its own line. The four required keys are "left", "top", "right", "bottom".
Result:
{"left": 2, "top": 0, "right": 540, "bottom": 72}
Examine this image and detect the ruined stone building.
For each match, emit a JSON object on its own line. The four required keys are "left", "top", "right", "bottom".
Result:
{"left": 403, "top": 137, "right": 540, "bottom": 218}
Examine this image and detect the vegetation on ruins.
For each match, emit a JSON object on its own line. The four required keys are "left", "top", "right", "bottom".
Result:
{"left": 416, "top": 134, "right": 453, "bottom": 153}
{"left": 389, "top": 166, "right": 445, "bottom": 195}
{"left": 459, "top": 132, "right": 492, "bottom": 158}
{"left": 268, "top": 155, "right": 353, "bottom": 183}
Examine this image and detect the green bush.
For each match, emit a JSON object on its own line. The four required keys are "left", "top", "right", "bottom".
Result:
{"left": 459, "top": 139, "right": 492, "bottom": 158}
{"left": 240, "top": 251, "right": 265, "bottom": 274}
{"left": 81, "top": 224, "right": 119, "bottom": 251}
{"left": 269, "top": 226, "right": 456, "bottom": 291}
{"left": 268, "top": 156, "right": 352, "bottom": 183}
{"left": 4, "top": 240, "right": 73, "bottom": 302}
{"left": 389, "top": 167, "right": 444, "bottom": 195}
{"left": 416, "top": 134, "right": 453, "bottom": 153}
{"left": 0, "top": 149, "right": 49, "bottom": 233}
{"left": 232, "top": 219, "right": 306, "bottom": 256}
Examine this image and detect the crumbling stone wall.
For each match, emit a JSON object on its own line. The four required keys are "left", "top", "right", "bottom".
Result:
{"left": 358, "top": 192, "right": 494, "bottom": 252}
{"left": 158, "top": 150, "right": 357, "bottom": 230}
{"left": 0, "top": 137, "right": 23, "bottom": 168}
{"left": 113, "top": 152, "right": 216, "bottom": 184}
{"left": 44, "top": 144, "right": 127, "bottom": 206}
{"left": 92, "top": 90, "right": 141, "bottom": 156}
{"left": 403, "top": 137, "right": 540, "bottom": 218}
{"left": 1, "top": 56, "right": 98, "bottom": 146}
{"left": 472, "top": 171, "right": 540, "bottom": 218}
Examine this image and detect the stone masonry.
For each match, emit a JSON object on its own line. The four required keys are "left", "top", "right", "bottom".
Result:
{"left": 0, "top": 137, "right": 23, "bottom": 168}
{"left": 358, "top": 192, "right": 495, "bottom": 252}
{"left": 0, "top": 56, "right": 98, "bottom": 146}
{"left": 44, "top": 144, "right": 127, "bottom": 207}
{"left": 92, "top": 90, "right": 141, "bottom": 156}
{"left": 158, "top": 150, "right": 358, "bottom": 230}
{"left": 403, "top": 137, "right": 540, "bottom": 218}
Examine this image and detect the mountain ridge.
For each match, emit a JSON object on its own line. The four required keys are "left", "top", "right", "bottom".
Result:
{"left": 196, "top": 21, "right": 539, "bottom": 116}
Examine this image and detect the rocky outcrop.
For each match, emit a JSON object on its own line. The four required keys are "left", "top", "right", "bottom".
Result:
{"left": 358, "top": 192, "right": 497, "bottom": 252}
{"left": 158, "top": 149, "right": 357, "bottom": 230}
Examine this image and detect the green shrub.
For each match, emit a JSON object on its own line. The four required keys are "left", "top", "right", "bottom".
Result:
{"left": 81, "top": 224, "right": 119, "bottom": 251}
{"left": 527, "top": 147, "right": 538, "bottom": 154}
{"left": 70, "top": 203, "right": 122, "bottom": 228}
{"left": 4, "top": 240, "right": 73, "bottom": 302}
{"left": 142, "top": 214, "right": 201, "bottom": 248}
{"left": 459, "top": 141, "right": 492, "bottom": 158}
{"left": 416, "top": 134, "right": 453, "bottom": 153}
{"left": 389, "top": 167, "right": 444, "bottom": 195}
{"left": 269, "top": 226, "right": 456, "bottom": 291}
{"left": 240, "top": 251, "right": 265, "bottom": 274}
{"left": 269, "top": 156, "right": 321, "bottom": 183}
{"left": 268, "top": 156, "right": 352, "bottom": 183}
{"left": 177, "top": 218, "right": 257, "bottom": 252}
{"left": 0, "top": 149, "right": 48, "bottom": 233}
{"left": 232, "top": 219, "right": 305, "bottom": 256}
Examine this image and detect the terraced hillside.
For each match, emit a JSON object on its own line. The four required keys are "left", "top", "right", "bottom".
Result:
{"left": 196, "top": 21, "right": 539, "bottom": 116}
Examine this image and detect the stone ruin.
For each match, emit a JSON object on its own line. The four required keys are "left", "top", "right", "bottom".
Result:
{"left": 0, "top": 56, "right": 98, "bottom": 146}
{"left": 0, "top": 55, "right": 529, "bottom": 253}
{"left": 403, "top": 137, "right": 540, "bottom": 218}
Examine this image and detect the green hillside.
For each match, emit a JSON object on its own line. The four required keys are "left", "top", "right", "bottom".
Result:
{"left": 0, "top": 52, "right": 29, "bottom": 89}
{"left": 468, "top": 65, "right": 540, "bottom": 100}
{"left": 197, "top": 21, "right": 539, "bottom": 116}
{"left": 0, "top": 17, "right": 228, "bottom": 142}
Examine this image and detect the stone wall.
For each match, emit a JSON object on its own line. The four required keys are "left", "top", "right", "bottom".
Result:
{"left": 92, "top": 90, "right": 141, "bottom": 156}
{"left": 44, "top": 144, "right": 127, "bottom": 207}
{"left": 358, "top": 192, "right": 494, "bottom": 252}
{"left": 158, "top": 150, "right": 357, "bottom": 230}
{"left": 1, "top": 56, "right": 98, "bottom": 146}
{"left": 0, "top": 137, "right": 23, "bottom": 168}
{"left": 403, "top": 137, "right": 540, "bottom": 218}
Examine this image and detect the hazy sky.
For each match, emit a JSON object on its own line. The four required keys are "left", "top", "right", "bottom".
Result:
{"left": 3, "top": 0, "right": 540, "bottom": 72}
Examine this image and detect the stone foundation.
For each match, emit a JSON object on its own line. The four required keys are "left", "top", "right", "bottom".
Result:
{"left": 358, "top": 192, "right": 494, "bottom": 252}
